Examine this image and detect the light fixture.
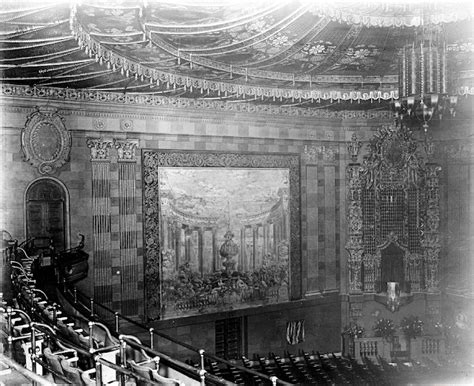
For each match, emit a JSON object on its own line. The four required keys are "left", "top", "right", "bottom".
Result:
{"left": 393, "top": 23, "right": 458, "bottom": 133}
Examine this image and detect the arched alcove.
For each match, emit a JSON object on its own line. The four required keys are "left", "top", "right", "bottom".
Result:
{"left": 25, "top": 177, "right": 70, "bottom": 251}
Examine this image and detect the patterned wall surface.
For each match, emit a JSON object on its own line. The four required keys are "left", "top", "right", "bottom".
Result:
{"left": 116, "top": 140, "right": 141, "bottom": 315}
{"left": 1, "top": 97, "right": 391, "bottom": 323}
{"left": 87, "top": 139, "right": 113, "bottom": 308}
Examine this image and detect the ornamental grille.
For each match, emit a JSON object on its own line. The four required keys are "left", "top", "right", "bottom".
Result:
{"left": 407, "top": 188, "right": 422, "bottom": 253}
{"left": 362, "top": 189, "right": 376, "bottom": 254}
{"left": 362, "top": 187, "right": 422, "bottom": 253}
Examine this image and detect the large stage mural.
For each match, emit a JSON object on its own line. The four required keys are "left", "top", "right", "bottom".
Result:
{"left": 142, "top": 151, "right": 300, "bottom": 320}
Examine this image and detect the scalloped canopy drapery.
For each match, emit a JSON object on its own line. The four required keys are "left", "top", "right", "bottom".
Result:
{"left": 0, "top": 0, "right": 473, "bottom": 111}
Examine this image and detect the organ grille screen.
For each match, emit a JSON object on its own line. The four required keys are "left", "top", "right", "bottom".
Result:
{"left": 362, "top": 187, "right": 422, "bottom": 253}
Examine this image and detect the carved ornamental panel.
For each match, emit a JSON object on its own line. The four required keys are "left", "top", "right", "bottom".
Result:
{"left": 21, "top": 107, "right": 71, "bottom": 175}
{"left": 346, "top": 125, "right": 441, "bottom": 296}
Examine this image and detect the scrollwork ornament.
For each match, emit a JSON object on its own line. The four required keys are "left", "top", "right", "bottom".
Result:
{"left": 21, "top": 106, "right": 71, "bottom": 175}
{"left": 347, "top": 133, "right": 362, "bottom": 163}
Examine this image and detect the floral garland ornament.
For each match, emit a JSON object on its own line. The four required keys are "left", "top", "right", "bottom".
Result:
{"left": 373, "top": 318, "right": 396, "bottom": 342}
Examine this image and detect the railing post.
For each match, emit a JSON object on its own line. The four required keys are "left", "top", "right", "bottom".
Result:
{"left": 95, "top": 354, "right": 103, "bottom": 386}
{"left": 30, "top": 322, "right": 37, "bottom": 374}
{"left": 270, "top": 375, "right": 277, "bottom": 386}
{"left": 6, "top": 306, "right": 13, "bottom": 345}
{"left": 29, "top": 290, "right": 35, "bottom": 316}
{"left": 119, "top": 336, "right": 127, "bottom": 367}
{"left": 199, "top": 369, "right": 206, "bottom": 386}
{"left": 118, "top": 337, "right": 127, "bottom": 386}
{"left": 52, "top": 303, "right": 57, "bottom": 325}
{"left": 115, "top": 312, "right": 119, "bottom": 333}
{"left": 149, "top": 327, "right": 154, "bottom": 350}
{"left": 89, "top": 321, "right": 94, "bottom": 350}
{"left": 90, "top": 298, "right": 94, "bottom": 317}
{"left": 199, "top": 348, "right": 205, "bottom": 372}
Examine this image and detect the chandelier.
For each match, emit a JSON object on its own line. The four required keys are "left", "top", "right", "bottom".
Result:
{"left": 393, "top": 25, "right": 458, "bottom": 133}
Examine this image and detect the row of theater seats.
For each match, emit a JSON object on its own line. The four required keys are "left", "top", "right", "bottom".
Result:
{"left": 204, "top": 347, "right": 474, "bottom": 386}
{"left": 203, "top": 351, "right": 382, "bottom": 386}
{"left": 2, "top": 252, "right": 186, "bottom": 385}
{"left": 203, "top": 349, "right": 439, "bottom": 386}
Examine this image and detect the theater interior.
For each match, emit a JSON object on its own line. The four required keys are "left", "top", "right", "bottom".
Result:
{"left": 0, "top": 1, "right": 473, "bottom": 384}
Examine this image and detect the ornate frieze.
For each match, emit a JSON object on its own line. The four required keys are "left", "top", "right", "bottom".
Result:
{"left": 1, "top": 84, "right": 395, "bottom": 119}
{"left": 114, "top": 139, "right": 139, "bottom": 162}
{"left": 21, "top": 106, "right": 71, "bottom": 175}
{"left": 86, "top": 138, "right": 113, "bottom": 161}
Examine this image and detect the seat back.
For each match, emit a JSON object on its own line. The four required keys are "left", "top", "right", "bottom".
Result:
{"left": 61, "top": 358, "right": 83, "bottom": 385}
{"left": 90, "top": 322, "right": 119, "bottom": 348}
{"left": 151, "top": 369, "right": 183, "bottom": 385}
{"left": 129, "top": 359, "right": 158, "bottom": 386}
{"left": 123, "top": 335, "right": 152, "bottom": 363}
{"left": 43, "top": 347, "right": 65, "bottom": 379}
{"left": 81, "top": 369, "right": 97, "bottom": 385}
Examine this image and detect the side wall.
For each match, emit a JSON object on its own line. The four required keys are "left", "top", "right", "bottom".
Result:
{"left": 1, "top": 96, "right": 389, "bottom": 356}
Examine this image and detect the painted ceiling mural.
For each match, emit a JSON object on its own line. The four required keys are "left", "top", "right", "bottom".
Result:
{"left": 0, "top": 0, "right": 473, "bottom": 111}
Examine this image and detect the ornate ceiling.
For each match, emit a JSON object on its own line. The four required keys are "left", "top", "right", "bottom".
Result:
{"left": 1, "top": 0, "right": 473, "bottom": 112}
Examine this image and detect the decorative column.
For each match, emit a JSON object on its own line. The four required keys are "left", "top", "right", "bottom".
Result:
{"left": 346, "top": 164, "right": 364, "bottom": 293}
{"left": 87, "top": 138, "right": 113, "bottom": 307}
{"left": 115, "top": 139, "right": 139, "bottom": 315}
{"left": 422, "top": 164, "right": 442, "bottom": 292}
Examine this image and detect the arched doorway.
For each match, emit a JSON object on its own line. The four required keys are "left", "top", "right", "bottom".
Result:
{"left": 25, "top": 178, "right": 69, "bottom": 252}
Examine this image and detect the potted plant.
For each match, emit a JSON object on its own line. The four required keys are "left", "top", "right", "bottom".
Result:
{"left": 400, "top": 315, "right": 424, "bottom": 340}
{"left": 342, "top": 323, "right": 365, "bottom": 357}
{"left": 400, "top": 315, "right": 424, "bottom": 358}
{"left": 344, "top": 323, "right": 365, "bottom": 339}
{"left": 373, "top": 318, "right": 396, "bottom": 342}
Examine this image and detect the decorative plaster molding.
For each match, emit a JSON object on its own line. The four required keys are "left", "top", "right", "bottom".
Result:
{"left": 120, "top": 119, "right": 134, "bottom": 132}
{"left": 349, "top": 303, "right": 363, "bottom": 319}
{"left": 114, "top": 139, "right": 139, "bottom": 162}
{"left": 1, "top": 84, "right": 395, "bottom": 120}
{"left": 21, "top": 106, "right": 71, "bottom": 175}
{"left": 93, "top": 118, "right": 106, "bottom": 131}
{"left": 302, "top": 144, "right": 338, "bottom": 164}
{"left": 86, "top": 138, "right": 113, "bottom": 161}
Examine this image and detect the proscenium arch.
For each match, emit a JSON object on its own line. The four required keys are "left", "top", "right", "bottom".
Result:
{"left": 24, "top": 177, "right": 70, "bottom": 251}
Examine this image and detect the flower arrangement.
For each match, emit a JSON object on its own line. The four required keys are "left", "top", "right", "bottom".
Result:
{"left": 400, "top": 315, "right": 424, "bottom": 340}
{"left": 373, "top": 318, "right": 396, "bottom": 341}
{"left": 344, "top": 323, "right": 365, "bottom": 339}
